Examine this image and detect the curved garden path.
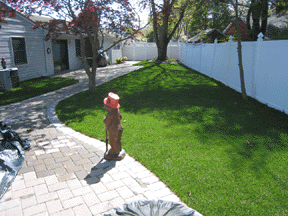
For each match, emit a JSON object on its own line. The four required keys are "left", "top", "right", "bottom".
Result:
{"left": 0, "top": 62, "right": 183, "bottom": 216}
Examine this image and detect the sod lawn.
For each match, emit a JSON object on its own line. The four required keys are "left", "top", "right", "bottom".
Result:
{"left": 0, "top": 76, "right": 78, "bottom": 106}
{"left": 56, "top": 61, "right": 288, "bottom": 215}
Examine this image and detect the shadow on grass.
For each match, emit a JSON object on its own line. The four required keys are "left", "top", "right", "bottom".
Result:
{"left": 0, "top": 76, "right": 79, "bottom": 106}
{"left": 57, "top": 62, "right": 288, "bottom": 210}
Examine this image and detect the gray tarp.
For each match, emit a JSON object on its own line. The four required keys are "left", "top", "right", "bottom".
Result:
{"left": 0, "top": 122, "right": 30, "bottom": 199}
{"left": 104, "top": 199, "right": 203, "bottom": 216}
{"left": 0, "top": 140, "right": 25, "bottom": 199}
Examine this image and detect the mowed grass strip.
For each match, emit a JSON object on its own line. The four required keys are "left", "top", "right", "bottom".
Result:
{"left": 56, "top": 61, "right": 288, "bottom": 215}
{"left": 0, "top": 76, "right": 78, "bottom": 106}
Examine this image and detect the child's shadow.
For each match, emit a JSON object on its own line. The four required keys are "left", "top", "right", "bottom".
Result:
{"left": 84, "top": 159, "right": 116, "bottom": 184}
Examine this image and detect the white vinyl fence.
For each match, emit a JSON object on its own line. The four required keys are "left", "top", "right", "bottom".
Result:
{"left": 107, "top": 49, "right": 122, "bottom": 63}
{"left": 179, "top": 34, "right": 288, "bottom": 114}
{"left": 123, "top": 41, "right": 180, "bottom": 61}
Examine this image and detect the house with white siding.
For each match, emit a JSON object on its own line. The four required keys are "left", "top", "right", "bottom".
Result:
{"left": 0, "top": 11, "right": 122, "bottom": 82}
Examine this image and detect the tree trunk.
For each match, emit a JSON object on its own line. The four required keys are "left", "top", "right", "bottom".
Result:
{"left": 247, "top": 0, "right": 268, "bottom": 41}
{"left": 156, "top": 40, "right": 168, "bottom": 61}
{"left": 88, "top": 67, "right": 96, "bottom": 92}
{"left": 234, "top": 0, "right": 247, "bottom": 100}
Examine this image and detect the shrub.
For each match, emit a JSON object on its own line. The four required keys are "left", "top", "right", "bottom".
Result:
{"left": 121, "top": 57, "right": 127, "bottom": 62}
{"left": 168, "top": 58, "right": 177, "bottom": 63}
{"left": 108, "top": 61, "right": 111, "bottom": 65}
{"left": 116, "top": 58, "right": 122, "bottom": 64}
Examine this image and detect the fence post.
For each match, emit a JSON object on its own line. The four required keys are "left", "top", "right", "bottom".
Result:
{"left": 169, "top": 42, "right": 172, "bottom": 59}
{"left": 226, "top": 35, "right": 233, "bottom": 86}
{"left": 133, "top": 40, "right": 135, "bottom": 61}
{"left": 178, "top": 39, "right": 180, "bottom": 61}
{"left": 199, "top": 39, "right": 203, "bottom": 72}
{"left": 253, "top": 32, "right": 263, "bottom": 98}
{"left": 210, "top": 38, "right": 218, "bottom": 77}
{"left": 186, "top": 40, "right": 188, "bottom": 65}
{"left": 145, "top": 40, "right": 147, "bottom": 60}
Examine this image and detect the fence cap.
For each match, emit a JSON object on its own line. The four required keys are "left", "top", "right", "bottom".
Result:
{"left": 257, "top": 32, "right": 264, "bottom": 41}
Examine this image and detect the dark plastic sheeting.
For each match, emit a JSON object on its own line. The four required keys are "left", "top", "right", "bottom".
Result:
{"left": 104, "top": 199, "right": 203, "bottom": 216}
{"left": 0, "top": 140, "right": 25, "bottom": 199}
{"left": 0, "top": 122, "right": 30, "bottom": 199}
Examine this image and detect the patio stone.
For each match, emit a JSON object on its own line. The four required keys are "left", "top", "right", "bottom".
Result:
{"left": 0, "top": 62, "right": 186, "bottom": 216}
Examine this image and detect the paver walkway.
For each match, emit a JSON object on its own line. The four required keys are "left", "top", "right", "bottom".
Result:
{"left": 0, "top": 62, "right": 182, "bottom": 216}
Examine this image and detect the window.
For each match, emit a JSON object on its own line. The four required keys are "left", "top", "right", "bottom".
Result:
{"left": 12, "top": 37, "right": 27, "bottom": 65}
{"left": 75, "top": 39, "right": 81, "bottom": 57}
{"left": 113, "top": 44, "right": 121, "bottom": 50}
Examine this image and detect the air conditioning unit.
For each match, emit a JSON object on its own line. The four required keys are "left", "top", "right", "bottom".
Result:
{"left": 9, "top": 68, "right": 20, "bottom": 88}
{"left": 0, "top": 69, "right": 12, "bottom": 91}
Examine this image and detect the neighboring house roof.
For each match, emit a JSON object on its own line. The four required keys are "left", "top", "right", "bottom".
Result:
{"left": 223, "top": 17, "right": 247, "bottom": 34}
{"left": 223, "top": 18, "right": 252, "bottom": 41}
{"left": 223, "top": 13, "right": 288, "bottom": 40}
{"left": 187, "top": 28, "right": 227, "bottom": 43}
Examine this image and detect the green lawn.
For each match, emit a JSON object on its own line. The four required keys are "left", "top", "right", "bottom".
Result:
{"left": 56, "top": 61, "right": 288, "bottom": 215}
{"left": 0, "top": 76, "right": 79, "bottom": 106}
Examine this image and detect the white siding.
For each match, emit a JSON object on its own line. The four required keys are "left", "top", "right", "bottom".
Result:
{"left": 0, "top": 13, "right": 47, "bottom": 81}
{"left": 56, "top": 34, "right": 83, "bottom": 71}
{"left": 67, "top": 38, "right": 82, "bottom": 71}
{"left": 44, "top": 39, "right": 54, "bottom": 76}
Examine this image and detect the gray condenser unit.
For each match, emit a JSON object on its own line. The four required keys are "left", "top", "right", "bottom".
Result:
{"left": 9, "top": 68, "right": 20, "bottom": 88}
{"left": 0, "top": 69, "right": 12, "bottom": 91}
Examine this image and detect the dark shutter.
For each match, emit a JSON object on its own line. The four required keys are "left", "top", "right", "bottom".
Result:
{"left": 12, "top": 38, "right": 27, "bottom": 65}
{"left": 75, "top": 39, "right": 81, "bottom": 57}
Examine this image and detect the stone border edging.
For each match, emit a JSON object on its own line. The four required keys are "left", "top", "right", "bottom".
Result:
{"left": 46, "top": 64, "right": 143, "bottom": 155}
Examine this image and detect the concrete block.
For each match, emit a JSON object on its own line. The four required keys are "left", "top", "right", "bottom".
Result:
{"left": 36, "top": 192, "right": 58, "bottom": 203}
{"left": 89, "top": 202, "right": 113, "bottom": 215}
{"left": 48, "top": 182, "right": 68, "bottom": 192}
{"left": 72, "top": 204, "right": 92, "bottom": 216}
{"left": 105, "top": 180, "right": 125, "bottom": 191}
{"left": 0, "top": 198, "right": 21, "bottom": 211}
{"left": 71, "top": 186, "right": 92, "bottom": 197}
{"left": 82, "top": 192, "right": 100, "bottom": 206}
{"left": 62, "top": 197, "right": 84, "bottom": 209}
{"left": 34, "top": 184, "right": 48, "bottom": 196}
{"left": 46, "top": 199, "right": 63, "bottom": 214}
{"left": 90, "top": 182, "right": 108, "bottom": 195}
{"left": 21, "top": 195, "right": 37, "bottom": 209}
{"left": 23, "top": 203, "right": 46, "bottom": 216}
{"left": 67, "top": 179, "right": 82, "bottom": 191}
{"left": 97, "top": 190, "right": 120, "bottom": 202}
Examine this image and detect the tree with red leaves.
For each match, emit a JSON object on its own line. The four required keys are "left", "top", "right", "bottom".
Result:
{"left": 1, "top": 0, "right": 147, "bottom": 91}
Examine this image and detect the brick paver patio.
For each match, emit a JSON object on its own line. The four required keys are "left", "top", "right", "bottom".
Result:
{"left": 0, "top": 62, "right": 181, "bottom": 216}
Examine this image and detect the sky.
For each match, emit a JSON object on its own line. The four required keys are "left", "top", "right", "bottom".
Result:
{"left": 129, "top": 0, "right": 150, "bottom": 27}
{"left": 36, "top": 0, "right": 150, "bottom": 28}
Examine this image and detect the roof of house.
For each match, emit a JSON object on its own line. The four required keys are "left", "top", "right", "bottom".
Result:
{"left": 223, "top": 17, "right": 247, "bottom": 34}
{"left": 223, "top": 13, "right": 288, "bottom": 33}
{"left": 28, "top": 15, "right": 55, "bottom": 23}
{"left": 187, "top": 28, "right": 227, "bottom": 43}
